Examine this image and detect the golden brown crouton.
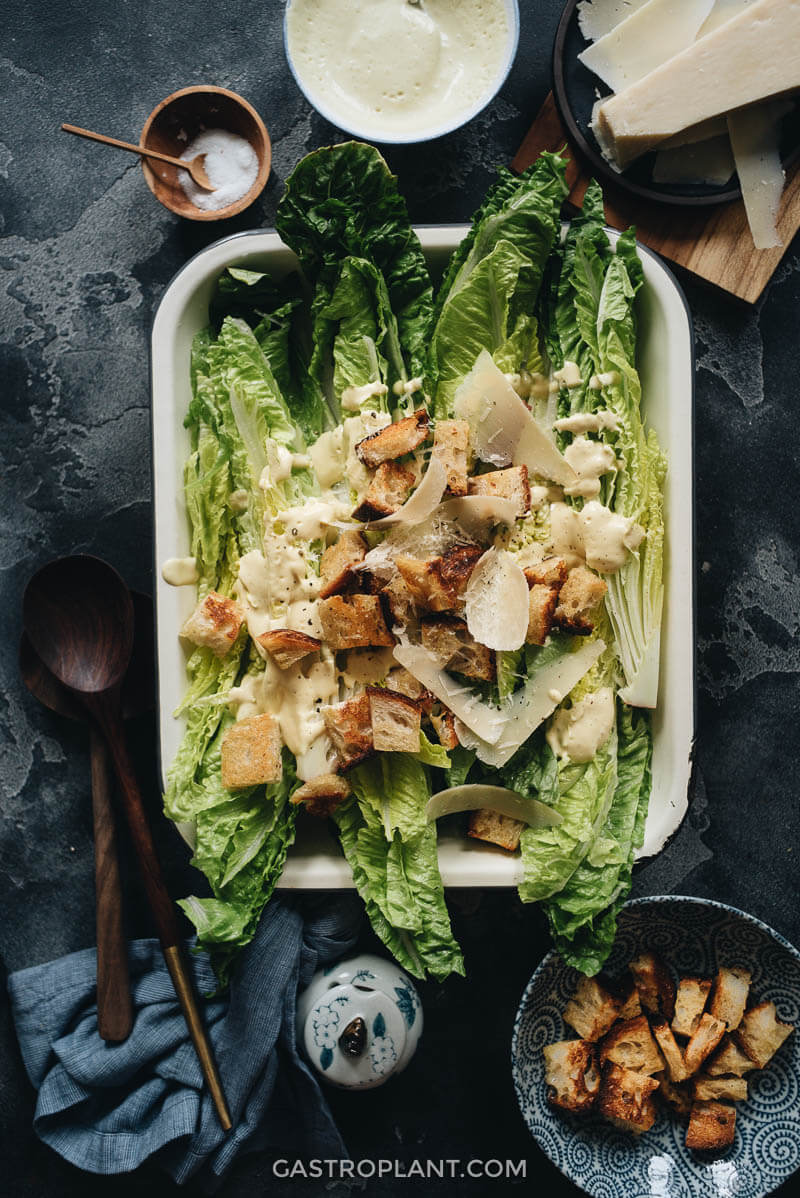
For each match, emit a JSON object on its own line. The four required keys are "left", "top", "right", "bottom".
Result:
{"left": 709, "top": 966, "right": 751, "bottom": 1031}
{"left": 656, "top": 1073, "right": 693, "bottom": 1121}
{"left": 543, "top": 1039, "right": 601, "bottom": 1114}
{"left": 367, "top": 686, "right": 422, "bottom": 752}
{"left": 553, "top": 566, "right": 608, "bottom": 635}
{"left": 735, "top": 1001, "right": 794, "bottom": 1068}
{"left": 524, "top": 557, "right": 569, "bottom": 589}
{"left": 467, "top": 809, "right": 524, "bottom": 852}
{"left": 352, "top": 461, "right": 415, "bottom": 522}
{"left": 628, "top": 952, "right": 677, "bottom": 1021}
{"left": 468, "top": 465, "right": 531, "bottom": 517}
{"left": 599, "top": 1016, "right": 665, "bottom": 1075}
{"left": 597, "top": 1063, "right": 659, "bottom": 1134}
{"left": 693, "top": 1075, "right": 748, "bottom": 1103}
{"left": 612, "top": 976, "right": 643, "bottom": 1021}
{"left": 684, "top": 1013, "right": 727, "bottom": 1076}
{"left": 221, "top": 714, "right": 282, "bottom": 789}
{"left": 672, "top": 977, "right": 713, "bottom": 1038}
{"left": 318, "top": 594, "right": 395, "bottom": 650}
{"left": 430, "top": 707, "right": 459, "bottom": 750}
{"left": 322, "top": 694, "right": 374, "bottom": 768}
{"left": 563, "top": 976, "right": 624, "bottom": 1042}
{"left": 685, "top": 1101, "right": 736, "bottom": 1151}
{"left": 395, "top": 544, "right": 483, "bottom": 612}
{"left": 257, "top": 628, "right": 320, "bottom": 670}
{"left": 290, "top": 773, "right": 352, "bottom": 818}
{"left": 181, "top": 591, "right": 242, "bottom": 656}
{"left": 319, "top": 531, "right": 368, "bottom": 599}
{"left": 706, "top": 1036, "right": 758, "bottom": 1078}
{"left": 355, "top": 408, "right": 430, "bottom": 469}
{"left": 420, "top": 615, "right": 495, "bottom": 682}
{"left": 527, "top": 584, "right": 560, "bottom": 645}
{"left": 651, "top": 1019, "right": 690, "bottom": 1083}
{"left": 380, "top": 572, "right": 417, "bottom": 628}
{"left": 432, "top": 419, "right": 470, "bottom": 496}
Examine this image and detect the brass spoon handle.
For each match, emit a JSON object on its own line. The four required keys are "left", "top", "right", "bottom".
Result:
{"left": 61, "top": 123, "right": 194, "bottom": 172}
{"left": 88, "top": 695, "right": 232, "bottom": 1132}
{"left": 90, "top": 726, "right": 133, "bottom": 1042}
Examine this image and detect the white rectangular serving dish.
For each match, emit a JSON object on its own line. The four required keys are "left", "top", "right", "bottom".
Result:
{"left": 151, "top": 226, "right": 694, "bottom": 888}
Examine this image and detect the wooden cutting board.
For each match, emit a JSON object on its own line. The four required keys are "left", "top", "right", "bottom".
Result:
{"left": 513, "top": 94, "right": 800, "bottom": 303}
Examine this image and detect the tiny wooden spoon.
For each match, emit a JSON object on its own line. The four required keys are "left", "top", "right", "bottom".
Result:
{"left": 61, "top": 123, "right": 214, "bottom": 190}
{"left": 23, "top": 556, "right": 231, "bottom": 1131}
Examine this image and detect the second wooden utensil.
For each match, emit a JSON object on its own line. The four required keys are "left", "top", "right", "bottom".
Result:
{"left": 61, "top": 122, "right": 214, "bottom": 190}
{"left": 23, "top": 556, "right": 232, "bottom": 1132}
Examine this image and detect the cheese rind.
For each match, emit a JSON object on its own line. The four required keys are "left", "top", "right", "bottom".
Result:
{"left": 594, "top": 0, "right": 800, "bottom": 167}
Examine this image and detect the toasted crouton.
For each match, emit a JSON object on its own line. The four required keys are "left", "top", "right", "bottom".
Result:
{"left": 553, "top": 566, "right": 608, "bottom": 635}
{"left": 432, "top": 419, "right": 470, "bottom": 496}
{"left": 318, "top": 594, "right": 394, "bottom": 649}
{"left": 395, "top": 544, "right": 483, "bottom": 612}
{"left": 524, "top": 557, "right": 569, "bottom": 589}
{"left": 367, "top": 686, "right": 422, "bottom": 752}
{"left": 355, "top": 408, "right": 430, "bottom": 469}
{"left": 597, "top": 1063, "right": 659, "bottom": 1134}
{"left": 564, "top": 976, "right": 624, "bottom": 1042}
{"left": 420, "top": 615, "right": 495, "bottom": 681}
{"left": 527, "top": 583, "right": 560, "bottom": 645}
{"left": 543, "top": 1039, "right": 601, "bottom": 1114}
{"left": 709, "top": 966, "right": 751, "bottom": 1031}
{"left": 657, "top": 1073, "right": 693, "bottom": 1121}
{"left": 693, "top": 1075, "right": 748, "bottom": 1103}
{"left": 257, "top": 628, "right": 320, "bottom": 670}
{"left": 322, "top": 694, "right": 374, "bottom": 768}
{"left": 380, "top": 572, "right": 416, "bottom": 628}
{"left": 290, "top": 773, "right": 351, "bottom": 818}
{"left": 430, "top": 707, "right": 459, "bottom": 750}
{"left": 735, "top": 1001, "right": 793, "bottom": 1068}
{"left": 685, "top": 1100, "right": 736, "bottom": 1151}
{"left": 612, "top": 976, "right": 642, "bottom": 1021}
{"left": 181, "top": 592, "right": 242, "bottom": 656}
{"left": 684, "top": 1013, "right": 727, "bottom": 1076}
{"left": 319, "top": 531, "right": 368, "bottom": 599}
{"left": 628, "top": 952, "right": 676, "bottom": 1021}
{"left": 352, "top": 461, "right": 415, "bottom": 522}
{"left": 706, "top": 1036, "right": 757, "bottom": 1078}
{"left": 468, "top": 465, "right": 531, "bottom": 517}
{"left": 221, "top": 714, "right": 282, "bottom": 788}
{"left": 651, "top": 1019, "right": 690, "bottom": 1083}
{"left": 467, "top": 809, "right": 523, "bottom": 852}
{"left": 672, "top": 977, "right": 712, "bottom": 1038}
{"left": 599, "top": 1015, "right": 665, "bottom": 1075}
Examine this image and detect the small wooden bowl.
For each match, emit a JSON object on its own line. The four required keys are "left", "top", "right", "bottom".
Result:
{"left": 139, "top": 85, "right": 271, "bottom": 221}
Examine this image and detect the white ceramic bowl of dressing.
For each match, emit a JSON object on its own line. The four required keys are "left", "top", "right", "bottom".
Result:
{"left": 284, "top": 0, "right": 520, "bottom": 144}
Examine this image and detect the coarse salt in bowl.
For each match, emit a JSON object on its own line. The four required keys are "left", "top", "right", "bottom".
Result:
{"left": 284, "top": 0, "right": 520, "bottom": 144}
{"left": 178, "top": 129, "right": 259, "bottom": 213}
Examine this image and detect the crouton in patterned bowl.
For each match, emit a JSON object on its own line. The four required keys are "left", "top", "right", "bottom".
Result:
{"left": 512, "top": 896, "right": 800, "bottom": 1198}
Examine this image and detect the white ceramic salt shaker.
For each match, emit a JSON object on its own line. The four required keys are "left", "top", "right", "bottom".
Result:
{"left": 297, "top": 953, "right": 423, "bottom": 1089}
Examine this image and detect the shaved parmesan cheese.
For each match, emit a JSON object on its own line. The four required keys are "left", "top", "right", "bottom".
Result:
{"left": 454, "top": 351, "right": 576, "bottom": 487}
{"left": 364, "top": 457, "right": 447, "bottom": 529}
{"left": 698, "top": 0, "right": 753, "bottom": 36}
{"left": 577, "top": 0, "right": 648, "bottom": 41}
{"left": 727, "top": 102, "right": 786, "bottom": 249}
{"left": 579, "top": 0, "right": 715, "bottom": 94}
{"left": 653, "top": 135, "right": 735, "bottom": 185}
{"left": 425, "top": 785, "right": 562, "bottom": 828}
{"left": 392, "top": 643, "right": 506, "bottom": 744}
{"left": 464, "top": 547, "right": 529, "bottom": 651}
{"left": 435, "top": 496, "right": 519, "bottom": 538}
{"left": 456, "top": 639, "right": 607, "bottom": 769}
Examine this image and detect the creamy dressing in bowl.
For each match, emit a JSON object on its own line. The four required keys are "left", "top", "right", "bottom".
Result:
{"left": 284, "top": 0, "right": 519, "bottom": 143}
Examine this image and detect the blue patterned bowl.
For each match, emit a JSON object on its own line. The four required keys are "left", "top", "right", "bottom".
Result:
{"left": 512, "top": 896, "right": 800, "bottom": 1198}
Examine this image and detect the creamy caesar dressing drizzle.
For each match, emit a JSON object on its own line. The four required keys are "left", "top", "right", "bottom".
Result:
{"left": 589, "top": 371, "right": 621, "bottom": 391}
{"left": 553, "top": 360, "right": 582, "bottom": 388}
{"left": 340, "top": 646, "right": 397, "bottom": 689}
{"left": 549, "top": 500, "right": 644, "bottom": 572}
{"left": 553, "top": 409, "right": 619, "bottom": 434}
{"left": 563, "top": 436, "right": 617, "bottom": 499}
{"left": 286, "top": 0, "right": 512, "bottom": 140}
{"left": 228, "top": 652, "right": 338, "bottom": 756}
{"left": 546, "top": 687, "right": 615, "bottom": 762}
{"left": 161, "top": 556, "right": 199, "bottom": 586}
{"left": 341, "top": 380, "right": 389, "bottom": 411}
{"left": 344, "top": 410, "right": 392, "bottom": 496}
{"left": 392, "top": 376, "right": 424, "bottom": 397}
{"left": 309, "top": 426, "right": 345, "bottom": 488}
{"left": 279, "top": 493, "right": 351, "bottom": 541}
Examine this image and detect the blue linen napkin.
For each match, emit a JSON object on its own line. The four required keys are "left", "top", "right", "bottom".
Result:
{"left": 7, "top": 893, "right": 362, "bottom": 1187}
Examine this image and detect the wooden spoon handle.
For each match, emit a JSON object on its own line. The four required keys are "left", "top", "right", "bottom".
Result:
{"left": 90, "top": 725, "right": 133, "bottom": 1042}
{"left": 61, "top": 123, "right": 189, "bottom": 171}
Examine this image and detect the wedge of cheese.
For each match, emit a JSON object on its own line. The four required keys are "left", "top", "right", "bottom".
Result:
{"left": 593, "top": 0, "right": 800, "bottom": 167}
{"left": 579, "top": 0, "right": 714, "bottom": 93}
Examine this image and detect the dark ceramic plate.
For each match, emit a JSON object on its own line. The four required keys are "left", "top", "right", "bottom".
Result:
{"left": 552, "top": 0, "right": 800, "bottom": 207}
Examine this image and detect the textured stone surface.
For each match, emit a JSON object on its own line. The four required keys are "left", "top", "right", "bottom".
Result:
{"left": 1, "top": 2, "right": 799, "bottom": 1195}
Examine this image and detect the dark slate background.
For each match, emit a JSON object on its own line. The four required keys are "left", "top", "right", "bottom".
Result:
{"left": 1, "top": 1, "right": 799, "bottom": 1195}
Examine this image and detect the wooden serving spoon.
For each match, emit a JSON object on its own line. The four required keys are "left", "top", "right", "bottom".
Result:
{"left": 19, "top": 593, "right": 154, "bottom": 1042}
{"left": 61, "top": 123, "right": 214, "bottom": 191}
{"left": 23, "top": 556, "right": 231, "bottom": 1131}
